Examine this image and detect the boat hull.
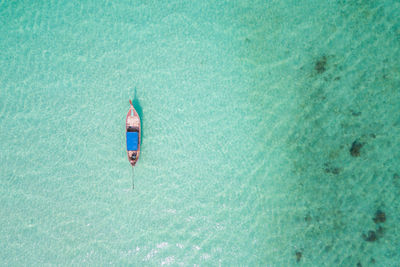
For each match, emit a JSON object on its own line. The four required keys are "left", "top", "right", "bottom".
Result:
{"left": 126, "top": 103, "right": 141, "bottom": 166}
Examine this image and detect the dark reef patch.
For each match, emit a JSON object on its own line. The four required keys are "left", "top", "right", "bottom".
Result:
{"left": 357, "top": 262, "right": 362, "bottom": 267}
{"left": 323, "top": 162, "right": 341, "bottom": 175}
{"left": 315, "top": 56, "right": 328, "bottom": 74}
{"left": 350, "top": 140, "right": 363, "bottom": 157}
{"left": 295, "top": 251, "right": 302, "bottom": 262}
{"left": 351, "top": 110, "right": 362, "bottom": 116}
{"left": 324, "top": 166, "right": 341, "bottom": 175}
{"left": 362, "top": 226, "right": 385, "bottom": 242}
{"left": 373, "top": 210, "right": 386, "bottom": 224}
{"left": 363, "top": 230, "right": 377, "bottom": 242}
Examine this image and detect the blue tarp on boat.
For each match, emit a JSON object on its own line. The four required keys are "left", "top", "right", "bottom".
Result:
{"left": 126, "top": 132, "right": 138, "bottom": 151}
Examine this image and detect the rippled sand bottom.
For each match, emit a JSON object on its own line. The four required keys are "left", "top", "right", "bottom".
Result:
{"left": 1, "top": 0, "right": 399, "bottom": 265}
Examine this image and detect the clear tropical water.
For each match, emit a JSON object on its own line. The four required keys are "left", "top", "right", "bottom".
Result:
{"left": 1, "top": 0, "right": 400, "bottom": 266}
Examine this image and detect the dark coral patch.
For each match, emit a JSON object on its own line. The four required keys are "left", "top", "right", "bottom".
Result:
{"left": 363, "top": 230, "right": 377, "bottom": 242}
{"left": 315, "top": 56, "right": 327, "bottom": 74}
{"left": 324, "top": 166, "right": 341, "bottom": 175}
{"left": 362, "top": 227, "right": 385, "bottom": 242}
{"left": 324, "top": 163, "right": 341, "bottom": 175}
{"left": 350, "top": 140, "right": 363, "bottom": 157}
{"left": 373, "top": 210, "right": 386, "bottom": 223}
{"left": 295, "top": 251, "right": 302, "bottom": 262}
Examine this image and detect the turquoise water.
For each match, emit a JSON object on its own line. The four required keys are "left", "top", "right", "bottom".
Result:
{"left": 1, "top": 0, "right": 400, "bottom": 265}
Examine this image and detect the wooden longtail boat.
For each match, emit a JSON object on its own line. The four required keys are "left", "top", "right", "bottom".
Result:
{"left": 126, "top": 99, "right": 141, "bottom": 188}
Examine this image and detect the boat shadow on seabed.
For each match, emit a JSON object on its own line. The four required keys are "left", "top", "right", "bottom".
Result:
{"left": 131, "top": 87, "right": 143, "bottom": 141}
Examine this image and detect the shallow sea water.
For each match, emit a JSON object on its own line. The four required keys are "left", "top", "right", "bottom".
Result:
{"left": 1, "top": 0, "right": 400, "bottom": 266}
